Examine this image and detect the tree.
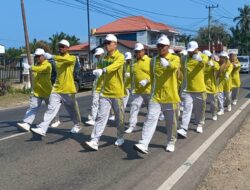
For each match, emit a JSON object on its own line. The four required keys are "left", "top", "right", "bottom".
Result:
{"left": 5, "top": 47, "right": 23, "bottom": 66}
{"left": 195, "top": 23, "right": 231, "bottom": 46}
{"left": 233, "top": 5, "right": 250, "bottom": 55}
{"left": 28, "top": 39, "right": 51, "bottom": 53}
{"left": 48, "top": 32, "right": 80, "bottom": 54}
{"left": 177, "top": 34, "right": 193, "bottom": 46}
{"left": 233, "top": 5, "right": 250, "bottom": 33}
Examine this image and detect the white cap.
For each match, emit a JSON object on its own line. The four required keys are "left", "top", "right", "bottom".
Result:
{"left": 105, "top": 34, "right": 117, "bottom": 42}
{"left": 203, "top": 50, "right": 212, "bottom": 57}
{"left": 34, "top": 48, "right": 45, "bottom": 56}
{"left": 187, "top": 41, "right": 198, "bottom": 52}
{"left": 219, "top": 51, "right": 229, "bottom": 58}
{"left": 59, "top": 39, "right": 70, "bottom": 47}
{"left": 168, "top": 49, "right": 175, "bottom": 54}
{"left": 125, "top": 52, "right": 132, "bottom": 60}
{"left": 157, "top": 35, "right": 170, "bottom": 46}
{"left": 94, "top": 48, "right": 104, "bottom": 56}
{"left": 180, "top": 49, "right": 188, "bottom": 56}
{"left": 134, "top": 43, "right": 144, "bottom": 51}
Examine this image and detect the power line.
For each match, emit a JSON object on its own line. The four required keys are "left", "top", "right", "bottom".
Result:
{"left": 102, "top": 0, "right": 207, "bottom": 20}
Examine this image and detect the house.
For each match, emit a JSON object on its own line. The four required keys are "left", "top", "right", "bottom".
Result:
{"left": 91, "top": 16, "right": 183, "bottom": 49}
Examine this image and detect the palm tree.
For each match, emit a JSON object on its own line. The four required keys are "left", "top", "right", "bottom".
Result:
{"left": 233, "top": 5, "right": 250, "bottom": 33}
{"left": 48, "top": 32, "right": 80, "bottom": 54}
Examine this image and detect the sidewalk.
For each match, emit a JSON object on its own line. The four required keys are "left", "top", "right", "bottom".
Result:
{"left": 197, "top": 113, "right": 250, "bottom": 190}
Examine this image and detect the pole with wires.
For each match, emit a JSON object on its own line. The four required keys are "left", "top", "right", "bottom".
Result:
{"left": 21, "top": 0, "right": 33, "bottom": 89}
{"left": 206, "top": 4, "right": 218, "bottom": 51}
{"left": 87, "top": 0, "right": 92, "bottom": 68}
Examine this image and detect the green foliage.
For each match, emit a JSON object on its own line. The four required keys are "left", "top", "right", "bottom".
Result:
{"left": 48, "top": 32, "right": 80, "bottom": 54}
{"left": 231, "top": 4, "right": 250, "bottom": 55}
{"left": 195, "top": 23, "right": 231, "bottom": 46}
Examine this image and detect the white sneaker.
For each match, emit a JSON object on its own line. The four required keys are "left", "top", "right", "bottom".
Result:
{"left": 114, "top": 138, "right": 124, "bottom": 146}
{"left": 109, "top": 115, "right": 115, "bottom": 121}
{"left": 196, "top": 125, "right": 203, "bottom": 133}
{"left": 70, "top": 124, "right": 82, "bottom": 133}
{"left": 51, "top": 120, "right": 61, "bottom": 128}
{"left": 217, "top": 110, "right": 224, "bottom": 115}
{"left": 227, "top": 104, "right": 232, "bottom": 112}
{"left": 31, "top": 127, "right": 46, "bottom": 136}
{"left": 85, "top": 141, "right": 98, "bottom": 151}
{"left": 133, "top": 143, "right": 148, "bottom": 154}
{"left": 166, "top": 143, "right": 175, "bottom": 152}
{"left": 212, "top": 115, "right": 217, "bottom": 121}
{"left": 17, "top": 122, "right": 30, "bottom": 131}
{"left": 85, "top": 120, "right": 95, "bottom": 126}
{"left": 88, "top": 114, "right": 93, "bottom": 120}
{"left": 232, "top": 100, "right": 237, "bottom": 105}
{"left": 177, "top": 128, "right": 187, "bottom": 138}
{"left": 125, "top": 126, "right": 135, "bottom": 134}
{"left": 159, "top": 113, "right": 165, "bottom": 121}
{"left": 180, "top": 106, "right": 184, "bottom": 112}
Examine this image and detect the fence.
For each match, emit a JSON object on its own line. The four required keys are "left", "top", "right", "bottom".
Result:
{"left": 0, "top": 67, "right": 21, "bottom": 81}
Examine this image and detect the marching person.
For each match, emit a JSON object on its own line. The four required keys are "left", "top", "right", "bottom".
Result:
{"left": 123, "top": 52, "right": 133, "bottom": 109}
{"left": 125, "top": 43, "right": 151, "bottom": 134}
{"left": 217, "top": 51, "right": 233, "bottom": 115}
{"left": 31, "top": 39, "right": 82, "bottom": 136}
{"left": 133, "top": 35, "right": 180, "bottom": 153}
{"left": 203, "top": 50, "right": 220, "bottom": 121}
{"left": 84, "top": 34, "right": 125, "bottom": 151}
{"left": 229, "top": 52, "right": 241, "bottom": 105}
{"left": 177, "top": 41, "right": 208, "bottom": 138}
{"left": 17, "top": 48, "right": 52, "bottom": 131}
{"left": 86, "top": 48, "right": 105, "bottom": 126}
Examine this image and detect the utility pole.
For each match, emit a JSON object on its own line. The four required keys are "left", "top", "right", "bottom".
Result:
{"left": 206, "top": 4, "right": 218, "bottom": 51}
{"left": 21, "top": 0, "right": 32, "bottom": 89}
{"left": 87, "top": 0, "right": 92, "bottom": 68}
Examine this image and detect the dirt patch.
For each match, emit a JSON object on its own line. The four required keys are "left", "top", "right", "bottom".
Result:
{"left": 0, "top": 94, "right": 30, "bottom": 109}
{"left": 197, "top": 114, "right": 250, "bottom": 190}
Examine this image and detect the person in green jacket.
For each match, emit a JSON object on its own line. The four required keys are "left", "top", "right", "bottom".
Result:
{"left": 17, "top": 48, "right": 52, "bottom": 131}
{"left": 203, "top": 50, "right": 220, "bottom": 121}
{"left": 177, "top": 41, "right": 209, "bottom": 138}
{"left": 84, "top": 34, "right": 125, "bottom": 151}
{"left": 229, "top": 52, "right": 241, "bottom": 105}
{"left": 31, "top": 40, "right": 82, "bottom": 136}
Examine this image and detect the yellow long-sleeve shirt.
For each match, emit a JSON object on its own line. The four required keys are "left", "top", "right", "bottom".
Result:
{"left": 95, "top": 61, "right": 104, "bottom": 93}
{"left": 231, "top": 60, "right": 241, "bottom": 88}
{"left": 217, "top": 61, "right": 233, "bottom": 92}
{"left": 101, "top": 49, "right": 125, "bottom": 98}
{"left": 151, "top": 53, "right": 181, "bottom": 104}
{"left": 182, "top": 53, "right": 209, "bottom": 92}
{"left": 31, "top": 60, "right": 52, "bottom": 98}
{"left": 52, "top": 53, "right": 77, "bottom": 94}
{"left": 124, "top": 62, "right": 132, "bottom": 90}
{"left": 132, "top": 55, "right": 151, "bottom": 94}
{"left": 204, "top": 60, "right": 220, "bottom": 94}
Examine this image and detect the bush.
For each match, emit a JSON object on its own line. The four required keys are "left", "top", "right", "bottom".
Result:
{"left": 0, "top": 81, "right": 31, "bottom": 96}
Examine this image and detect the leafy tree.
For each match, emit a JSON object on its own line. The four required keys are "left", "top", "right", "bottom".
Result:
{"left": 233, "top": 5, "right": 250, "bottom": 55}
{"left": 48, "top": 32, "right": 80, "bottom": 54}
{"left": 234, "top": 5, "right": 250, "bottom": 33}
{"left": 177, "top": 34, "right": 193, "bottom": 46}
{"left": 5, "top": 47, "right": 23, "bottom": 66}
{"left": 195, "top": 23, "right": 231, "bottom": 46}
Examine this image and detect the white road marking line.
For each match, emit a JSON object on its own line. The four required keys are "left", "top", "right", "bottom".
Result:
{"left": 0, "top": 132, "right": 28, "bottom": 142}
{"left": 157, "top": 99, "right": 250, "bottom": 190}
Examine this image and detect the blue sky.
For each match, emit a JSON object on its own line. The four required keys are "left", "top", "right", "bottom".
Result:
{"left": 0, "top": 0, "right": 249, "bottom": 48}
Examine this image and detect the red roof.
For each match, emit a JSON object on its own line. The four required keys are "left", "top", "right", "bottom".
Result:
{"left": 95, "top": 16, "right": 176, "bottom": 35}
{"left": 68, "top": 42, "right": 89, "bottom": 51}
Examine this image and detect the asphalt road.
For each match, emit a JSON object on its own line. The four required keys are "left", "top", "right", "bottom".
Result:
{"left": 1, "top": 73, "right": 250, "bottom": 190}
